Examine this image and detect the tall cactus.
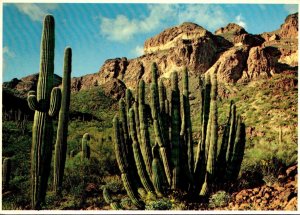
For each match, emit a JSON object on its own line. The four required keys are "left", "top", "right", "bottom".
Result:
{"left": 27, "top": 15, "right": 61, "bottom": 209}
{"left": 53, "top": 47, "right": 72, "bottom": 195}
{"left": 3, "top": 158, "right": 12, "bottom": 189}
{"left": 82, "top": 133, "right": 91, "bottom": 160}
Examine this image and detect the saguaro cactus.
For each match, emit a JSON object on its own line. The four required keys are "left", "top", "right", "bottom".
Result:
{"left": 53, "top": 47, "right": 72, "bottom": 195}
{"left": 27, "top": 15, "right": 61, "bottom": 209}
{"left": 3, "top": 158, "right": 12, "bottom": 189}
{"left": 82, "top": 133, "right": 91, "bottom": 159}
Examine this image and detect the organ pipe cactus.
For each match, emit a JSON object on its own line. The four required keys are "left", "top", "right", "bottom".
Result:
{"left": 111, "top": 63, "right": 246, "bottom": 209}
{"left": 27, "top": 15, "right": 61, "bottom": 210}
{"left": 3, "top": 158, "right": 12, "bottom": 189}
{"left": 53, "top": 47, "right": 72, "bottom": 195}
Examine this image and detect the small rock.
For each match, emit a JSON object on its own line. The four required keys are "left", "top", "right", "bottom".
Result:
{"left": 264, "top": 193, "right": 270, "bottom": 200}
{"left": 239, "top": 203, "right": 250, "bottom": 210}
{"left": 286, "top": 165, "right": 297, "bottom": 177}
{"left": 253, "top": 187, "right": 260, "bottom": 194}
{"left": 278, "top": 188, "right": 292, "bottom": 202}
{"left": 256, "top": 198, "right": 262, "bottom": 203}
{"left": 284, "top": 197, "right": 297, "bottom": 210}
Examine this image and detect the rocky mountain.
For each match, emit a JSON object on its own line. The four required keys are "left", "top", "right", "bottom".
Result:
{"left": 3, "top": 13, "right": 298, "bottom": 104}
{"left": 62, "top": 13, "right": 297, "bottom": 93}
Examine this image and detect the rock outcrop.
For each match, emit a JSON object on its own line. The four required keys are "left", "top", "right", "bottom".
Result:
{"left": 215, "top": 23, "right": 264, "bottom": 47}
{"left": 280, "top": 13, "right": 298, "bottom": 39}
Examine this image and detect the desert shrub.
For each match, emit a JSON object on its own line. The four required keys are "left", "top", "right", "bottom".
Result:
{"left": 102, "top": 175, "right": 124, "bottom": 193}
{"left": 208, "top": 190, "right": 231, "bottom": 208}
{"left": 145, "top": 198, "right": 172, "bottom": 210}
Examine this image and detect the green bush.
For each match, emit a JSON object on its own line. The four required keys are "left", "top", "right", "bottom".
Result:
{"left": 209, "top": 190, "right": 231, "bottom": 208}
{"left": 145, "top": 198, "right": 172, "bottom": 210}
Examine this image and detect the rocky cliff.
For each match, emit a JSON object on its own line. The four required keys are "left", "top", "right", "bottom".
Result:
{"left": 4, "top": 13, "right": 298, "bottom": 94}
{"left": 91, "top": 12, "right": 297, "bottom": 90}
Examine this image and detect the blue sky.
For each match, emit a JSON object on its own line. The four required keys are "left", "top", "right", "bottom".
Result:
{"left": 2, "top": 3, "right": 298, "bottom": 82}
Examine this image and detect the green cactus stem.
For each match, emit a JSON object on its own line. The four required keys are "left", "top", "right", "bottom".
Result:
{"left": 170, "top": 71, "right": 181, "bottom": 189}
{"left": 121, "top": 173, "right": 145, "bottom": 209}
{"left": 129, "top": 108, "right": 155, "bottom": 194}
{"left": 150, "top": 77, "right": 172, "bottom": 186}
{"left": 53, "top": 47, "right": 72, "bottom": 195}
{"left": 152, "top": 143, "right": 164, "bottom": 197}
{"left": 206, "top": 72, "right": 218, "bottom": 182}
{"left": 138, "top": 80, "right": 153, "bottom": 177}
{"left": 180, "top": 67, "right": 194, "bottom": 188}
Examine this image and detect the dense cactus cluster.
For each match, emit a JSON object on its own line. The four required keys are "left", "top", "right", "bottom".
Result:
{"left": 109, "top": 63, "right": 246, "bottom": 209}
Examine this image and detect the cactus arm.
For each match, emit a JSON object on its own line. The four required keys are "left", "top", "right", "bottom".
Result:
{"left": 48, "top": 87, "right": 61, "bottom": 117}
{"left": 27, "top": 94, "right": 40, "bottom": 111}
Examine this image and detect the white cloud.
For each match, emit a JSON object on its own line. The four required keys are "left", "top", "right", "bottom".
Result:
{"left": 14, "top": 3, "right": 59, "bottom": 21}
{"left": 131, "top": 45, "right": 144, "bottom": 57}
{"left": 99, "top": 4, "right": 228, "bottom": 42}
{"left": 235, "top": 14, "right": 247, "bottom": 29}
{"left": 284, "top": 5, "right": 298, "bottom": 14}
{"left": 178, "top": 5, "right": 228, "bottom": 31}
{"left": 3, "top": 46, "right": 15, "bottom": 58}
{"left": 99, "top": 4, "right": 176, "bottom": 42}
{"left": 3, "top": 46, "right": 15, "bottom": 71}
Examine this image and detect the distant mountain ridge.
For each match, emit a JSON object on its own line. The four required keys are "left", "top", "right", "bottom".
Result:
{"left": 3, "top": 13, "right": 298, "bottom": 96}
